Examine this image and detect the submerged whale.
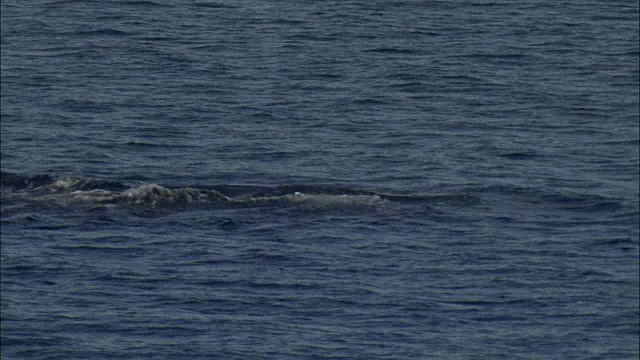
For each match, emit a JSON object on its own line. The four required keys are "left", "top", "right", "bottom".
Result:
{"left": 1, "top": 172, "right": 479, "bottom": 215}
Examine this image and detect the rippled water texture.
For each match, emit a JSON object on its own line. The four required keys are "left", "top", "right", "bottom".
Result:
{"left": 1, "top": 1, "right": 638, "bottom": 359}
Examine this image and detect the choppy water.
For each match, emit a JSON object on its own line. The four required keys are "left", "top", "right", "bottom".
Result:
{"left": 1, "top": 1, "right": 639, "bottom": 359}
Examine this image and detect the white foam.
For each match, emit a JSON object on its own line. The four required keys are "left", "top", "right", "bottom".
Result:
{"left": 51, "top": 177, "right": 82, "bottom": 191}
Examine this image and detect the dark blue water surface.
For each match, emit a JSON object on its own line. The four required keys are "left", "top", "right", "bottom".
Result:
{"left": 1, "top": 1, "right": 639, "bottom": 359}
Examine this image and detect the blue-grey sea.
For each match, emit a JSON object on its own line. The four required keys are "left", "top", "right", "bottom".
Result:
{"left": 1, "top": 1, "right": 639, "bottom": 359}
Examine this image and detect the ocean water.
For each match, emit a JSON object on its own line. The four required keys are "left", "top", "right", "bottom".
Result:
{"left": 1, "top": 0, "right": 639, "bottom": 359}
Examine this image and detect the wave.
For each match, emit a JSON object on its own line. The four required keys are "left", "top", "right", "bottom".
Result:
{"left": 1, "top": 172, "right": 478, "bottom": 215}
